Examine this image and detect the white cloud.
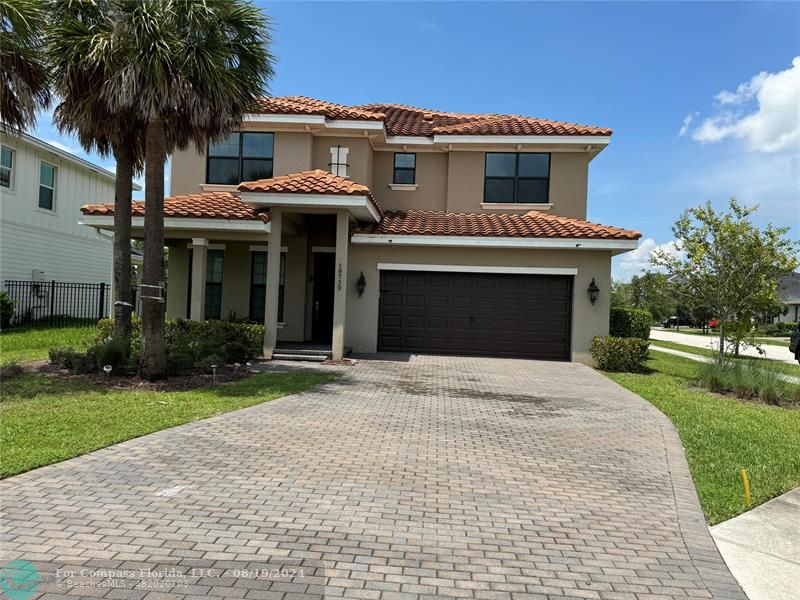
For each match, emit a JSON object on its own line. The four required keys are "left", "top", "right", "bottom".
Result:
{"left": 691, "top": 57, "right": 800, "bottom": 153}
{"left": 612, "top": 238, "right": 683, "bottom": 282}
{"left": 678, "top": 113, "right": 694, "bottom": 137}
{"left": 43, "top": 139, "right": 80, "bottom": 154}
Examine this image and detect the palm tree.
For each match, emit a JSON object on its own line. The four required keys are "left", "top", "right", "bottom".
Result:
{"left": 46, "top": 0, "right": 146, "bottom": 346}
{"left": 0, "top": 0, "right": 50, "bottom": 129}
{"left": 100, "top": 0, "right": 274, "bottom": 379}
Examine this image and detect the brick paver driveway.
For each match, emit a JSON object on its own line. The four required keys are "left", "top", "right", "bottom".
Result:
{"left": 1, "top": 356, "right": 744, "bottom": 599}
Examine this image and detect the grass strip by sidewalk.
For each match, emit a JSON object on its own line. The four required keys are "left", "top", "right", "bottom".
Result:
{"left": 605, "top": 352, "right": 800, "bottom": 525}
{"left": 0, "top": 371, "right": 339, "bottom": 478}
{"left": 656, "top": 328, "right": 790, "bottom": 348}
{"left": 650, "top": 339, "right": 799, "bottom": 377}
{"left": 1, "top": 325, "right": 97, "bottom": 364}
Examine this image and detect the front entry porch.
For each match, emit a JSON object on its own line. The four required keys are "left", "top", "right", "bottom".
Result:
{"left": 165, "top": 209, "right": 352, "bottom": 360}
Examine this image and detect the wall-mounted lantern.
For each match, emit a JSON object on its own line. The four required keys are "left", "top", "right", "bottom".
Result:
{"left": 588, "top": 278, "right": 600, "bottom": 305}
{"left": 356, "top": 272, "right": 367, "bottom": 297}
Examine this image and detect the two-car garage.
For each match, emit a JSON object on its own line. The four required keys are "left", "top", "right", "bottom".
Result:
{"left": 378, "top": 269, "right": 573, "bottom": 361}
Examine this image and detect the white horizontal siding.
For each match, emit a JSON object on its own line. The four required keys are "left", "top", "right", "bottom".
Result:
{"left": 1, "top": 220, "right": 112, "bottom": 284}
{"left": 1, "top": 132, "right": 115, "bottom": 286}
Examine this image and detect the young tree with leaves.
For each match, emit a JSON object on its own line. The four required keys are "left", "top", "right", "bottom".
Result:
{"left": 652, "top": 199, "right": 799, "bottom": 360}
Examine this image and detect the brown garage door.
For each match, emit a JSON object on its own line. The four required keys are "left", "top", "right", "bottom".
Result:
{"left": 378, "top": 270, "right": 573, "bottom": 360}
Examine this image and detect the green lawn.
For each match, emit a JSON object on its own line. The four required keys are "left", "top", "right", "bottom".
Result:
{"left": 605, "top": 351, "right": 800, "bottom": 524}
{"left": 649, "top": 339, "right": 800, "bottom": 377}
{"left": 1, "top": 370, "right": 338, "bottom": 478}
{"left": 1, "top": 324, "right": 97, "bottom": 364}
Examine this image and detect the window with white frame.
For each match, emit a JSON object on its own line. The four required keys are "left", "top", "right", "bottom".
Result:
{"left": 38, "top": 162, "right": 57, "bottom": 210}
{"left": 329, "top": 145, "right": 349, "bottom": 178}
{"left": 1, "top": 146, "right": 13, "bottom": 189}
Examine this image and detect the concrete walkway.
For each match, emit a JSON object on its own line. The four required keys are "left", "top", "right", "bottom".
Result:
{"left": 650, "top": 328, "right": 797, "bottom": 364}
{"left": 650, "top": 345, "right": 800, "bottom": 384}
{"left": 711, "top": 487, "right": 800, "bottom": 600}
{"left": 0, "top": 355, "right": 745, "bottom": 599}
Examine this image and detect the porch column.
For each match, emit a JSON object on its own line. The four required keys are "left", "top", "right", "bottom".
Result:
{"left": 189, "top": 238, "right": 208, "bottom": 320}
{"left": 331, "top": 210, "right": 349, "bottom": 360}
{"left": 263, "top": 208, "right": 282, "bottom": 359}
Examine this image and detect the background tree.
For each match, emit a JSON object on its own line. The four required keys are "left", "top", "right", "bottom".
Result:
{"left": 0, "top": 0, "right": 50, "bottom": 129}
{"left": 96, "top": 0, "right": 274, "bottom": 379}
{"left": 652, "top": 199, "right": 799, "bottom": 360}
{"left": 47, "top": 0, "right": 146, "bottom": 347}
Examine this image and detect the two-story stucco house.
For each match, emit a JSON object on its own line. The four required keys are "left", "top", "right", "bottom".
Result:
{"left": 80, "top": 97, "right": 641, "bottom": 363}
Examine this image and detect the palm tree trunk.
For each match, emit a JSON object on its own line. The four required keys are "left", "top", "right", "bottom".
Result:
{"left": 112, "top": 141, "right": 134, "bottom": 346}
{"left": 140, "top": 117, "right": 167, "bottom": 380}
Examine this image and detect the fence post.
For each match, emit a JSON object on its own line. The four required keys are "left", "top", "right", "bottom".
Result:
{"left": 49, "top": 280, "right": 56, "bottom": 326}
{"left": 98, "top": 282, "right": 106, "bottom": 320}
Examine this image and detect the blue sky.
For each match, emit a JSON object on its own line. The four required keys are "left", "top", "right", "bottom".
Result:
{"left": 33, "top": 1, "right": 800, "bottom": 280}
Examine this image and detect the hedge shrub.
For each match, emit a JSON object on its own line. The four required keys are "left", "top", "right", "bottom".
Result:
{"left": 609, "top": 307, "right": 652, "bottom": 339}
{"left": 755, "top": 321, "right": 796, "bottom": 337}
{"left": 96, "top": 317, "right": 263, "bottom": 373}
{"left": 590, "top": 336, "right": 650, "bottom": 372}
{"left": 0, "top": 291, "right": 14, "bottom": 330}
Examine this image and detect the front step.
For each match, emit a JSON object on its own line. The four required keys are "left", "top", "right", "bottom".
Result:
{"left": 272, "top": 352, "right": 329, "bottom": 362}
{"left": 271, "top": 346, "right": 350, "bottom": 362}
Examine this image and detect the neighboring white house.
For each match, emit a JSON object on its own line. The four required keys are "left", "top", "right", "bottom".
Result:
{"left": 777, "top": 272, "right": 800, "bottom": 324}
{"left": 0, "top": 129, "right": 139, "bottom": 323}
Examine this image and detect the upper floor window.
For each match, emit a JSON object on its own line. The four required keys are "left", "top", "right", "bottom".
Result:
{"left": 484, "top": 152, "right": 550, "bottom": 204}
{"left": 393, "top": 153, "right": 416, "bottom": 184}
{"left": 0, "top": 146, "right": 14, "bottom": 189}
{"left": 38, "top": 162, "right": 57, "bottom": 210}
{"left": 207, "top": 132, "right": 273, "bottom": 185}
{"left": 329, "top": 145, "right": 349, "bottom": 178}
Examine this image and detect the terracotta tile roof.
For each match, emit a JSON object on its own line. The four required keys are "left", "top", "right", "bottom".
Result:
{"left": 238, "top": 170, "right": 382, "bottom": 215}
{"left": 81, "top": 191, "right": 269, "bottom": 223}
{"left": 354, "top": 210, "right": 640, "bottom": 240}
{"left": 254, "top": 96, "right": 384, "bottom": 122}
{"left": 252, "top": 96, "right": 611, "bottom": 137}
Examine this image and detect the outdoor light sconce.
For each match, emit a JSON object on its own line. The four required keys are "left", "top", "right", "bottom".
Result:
{"left": 588, "top": 278, "right": 600, "bottom": 305}
{"left": 356, "top": 272, "right": 367, "bottom": 297}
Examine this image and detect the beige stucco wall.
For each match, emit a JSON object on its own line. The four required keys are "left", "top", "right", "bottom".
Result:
{"left": 344, "top": 245, "right": 612, "bottom": 363}
{"left": 166, "top": 244, "right": 190, "bottom": 318}
{"left": 445, "top": 151, "right": 589, "bottom": 219}
{"left": 372, "top": 151, "right": 448, "bottom": 212}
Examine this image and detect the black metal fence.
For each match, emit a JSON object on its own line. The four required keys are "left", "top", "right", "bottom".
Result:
{"left": 4, "top": 280, "right": 110, "bottom": 326}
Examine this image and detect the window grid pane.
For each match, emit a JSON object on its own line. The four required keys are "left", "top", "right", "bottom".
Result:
{"left": 38, "top": 187, "right": 54, "bottom": 210}
{"left": 242, "top": 158, "right": 273, "bottom": 181}
{"left": 209, "top": 133, "right": 240, "bottom": 157}
{"left": 485, "top": 153, "right": 516, "bottom": 177}
{"left": 1, "top": 147, "right": 12, "bottom": 168}
{"left": 40, "top": 163, "right": 55, "bottom": 187}
{"left": 207, "top": 158, "right": 240, "bottom": 185}
{"left": 0, "top": 167, "right": 10, "bottom": 188}
{"left": 242, "top": 133, "right": 274, "bottom": 158}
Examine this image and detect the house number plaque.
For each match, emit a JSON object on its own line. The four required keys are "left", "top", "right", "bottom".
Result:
{"left": 337, "top": 264, "right": 343, "bottom": 291}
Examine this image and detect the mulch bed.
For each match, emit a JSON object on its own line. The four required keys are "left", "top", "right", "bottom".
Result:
{"left": 19, "top": 360, "right": 256, "bottom": 392}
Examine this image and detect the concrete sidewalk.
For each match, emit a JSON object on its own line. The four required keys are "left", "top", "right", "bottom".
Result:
{"left": 651, "top": 328, "right": 797, "bottom": 364}
{"left": 650, "top": 345, "right": 800, "bottom": 384}
{"left": 711, "top": 488, "right": 800, "bottom": 600}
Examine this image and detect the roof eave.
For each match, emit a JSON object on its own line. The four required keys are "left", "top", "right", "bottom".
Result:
{"left": 350, "top": 233, "right": 638, "bottom": 254}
